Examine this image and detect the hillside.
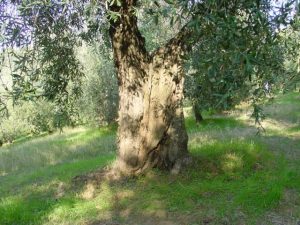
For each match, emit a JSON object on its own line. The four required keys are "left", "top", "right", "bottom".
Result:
{"left": 0, "top": 93, "right": 299, "bottom": 225}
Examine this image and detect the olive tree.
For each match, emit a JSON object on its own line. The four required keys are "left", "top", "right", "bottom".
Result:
{"left": 0, "top": 0, "right": 297, "bottom": 176}
{"left": 76, "top": 42, "right": 118, "bottom": 126}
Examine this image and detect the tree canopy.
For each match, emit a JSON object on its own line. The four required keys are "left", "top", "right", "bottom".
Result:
{"left": 0, "top": 0, "right": 298, "bottom": 113}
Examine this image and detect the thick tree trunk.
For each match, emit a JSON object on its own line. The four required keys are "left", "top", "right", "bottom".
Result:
{"left": 109, "top": 1, "right": 190, "bottom": 176}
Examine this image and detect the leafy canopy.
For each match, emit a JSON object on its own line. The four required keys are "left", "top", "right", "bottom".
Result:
{"left": 0, "top": 0, "right": 299, "bottom": 117}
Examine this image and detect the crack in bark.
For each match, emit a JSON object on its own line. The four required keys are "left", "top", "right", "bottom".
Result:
{"left": 130, "top": 109, "right": 174, "bottom": 174}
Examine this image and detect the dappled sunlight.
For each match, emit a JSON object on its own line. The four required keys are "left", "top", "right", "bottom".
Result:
{"left": 186, "top": 115, "right": 258, "bottom": 146}
{"left": 78, "top": 137, "right": 287, "bottom": 224}
{"left": 1, "top": 94, "right": 300, "bottom": 224}
{"left": 66, "top": 126, "right": 117, "bottom": 143}
{"left": 287, "top": 125, "right": 300, "bottom": 135}
{"left": 0, "top": 170, "right": 116, "bottom": 225}
{"left": 261, "top": 118, "right": 295, "bottom": 134}
{"left": 80, "top": 182, "right": 97, "bottom": 200}
{"left": 0, "top": 133, "right": 296, "bottom": 225}
{"left": 0, "top": 128, "right": 116, "bottom": 175}
{"left": 189, "top": 134, "right": 217, "bottom": 147}
{"left": 221, "top": 153, "right": 243, "bottom": 175}
{"left": 188, "top": 140, "right": 269, "bottom": 179}
{"left": 46, "top": 182, "right": 115, "bottom": 225}
{"left": 0, "top": 195, "right": 21, "bottom": 212}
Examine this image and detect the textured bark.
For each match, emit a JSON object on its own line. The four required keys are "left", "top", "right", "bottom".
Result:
{"left": 109, "top": 1, "right": 190, "bottom": 176}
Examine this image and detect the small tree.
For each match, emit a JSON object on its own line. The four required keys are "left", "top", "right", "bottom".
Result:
{"left": 77, "top": 42, "right": 118, "bottom": 126}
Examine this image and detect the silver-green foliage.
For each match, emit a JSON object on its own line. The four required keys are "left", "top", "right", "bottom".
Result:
{"left": 76, "top": 42, "right": 118, "bottom": 126}
{"left": 0, "top": 100, "right": 55, "bottom": 144}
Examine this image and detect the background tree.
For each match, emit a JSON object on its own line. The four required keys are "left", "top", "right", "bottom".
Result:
{"left": 184, "top": 19, "right": 287, "bottom": 123}
{"left": 76, "top": 42, "right": 118, "bottom": 126}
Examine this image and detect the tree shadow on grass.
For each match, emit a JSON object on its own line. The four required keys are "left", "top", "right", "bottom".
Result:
{"left": 80, "top": 138, "right": 299, "bottom": 225}
{"left": 77, "top": 114, "right": 300, "bottom": 225}
{"left": 0, "top": 155, "right": 114, "bottom": 225}
{"left": 258, "top": 134, "right": 300, "bottom": 159}
{"left": 0, "top": 182, "right": 67, "bottom": 225}
{"left": 1, "top": 117, "right": 299, "bottom": 225}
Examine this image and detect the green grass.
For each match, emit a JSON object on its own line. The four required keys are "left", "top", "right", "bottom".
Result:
{"left": 0, "top": 93, "right": 300, "bottom": 225}
{"left": 0, "top": 126, "right": 116, "bottom": 175}
{"left": 0, "top": 156, "right": 114, "bottom": 225}
{"left": 185, "top": 116, "right": 245, "bottom": 133}
{"left": 129, "top": 141, "right": 289, "bottom": 218}
{"left": 264, "top": 92, "right": 300, "bottom": 125}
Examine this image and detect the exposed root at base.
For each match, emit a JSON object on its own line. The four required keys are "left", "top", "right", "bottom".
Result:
{"left": 72, "top": 155, "right": 194, "bottom": 190}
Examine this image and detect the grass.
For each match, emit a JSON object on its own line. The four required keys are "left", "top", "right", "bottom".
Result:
{"left": 263, "top": 92, "right": 300, "bottom": 125}
{"left": 0, "top": 126, "right": 116, "bottom": 175}
{"left": 0, "top": 156, "right": 114, "bottom": 225}
{"left": 0, "top": 93, "right": 299, "bottom": 225}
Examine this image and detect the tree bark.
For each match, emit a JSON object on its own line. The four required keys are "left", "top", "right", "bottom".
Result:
{"left": 109, "top": 1, "right": 190, "bottom": 176}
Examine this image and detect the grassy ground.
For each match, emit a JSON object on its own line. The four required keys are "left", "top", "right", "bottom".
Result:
{"left": 0, "top": 93, "right": 299, "bottom": 225}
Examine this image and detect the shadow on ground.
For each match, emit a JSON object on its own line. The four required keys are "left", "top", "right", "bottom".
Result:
{"left": 0, "top": 116, "right": 299, "bottom": 225}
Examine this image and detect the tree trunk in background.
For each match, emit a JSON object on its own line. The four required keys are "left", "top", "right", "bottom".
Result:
{"left": 109, "top": 1, "right": 190, "bottom": 176}
{"left": 193, "top": 103, "right": 203, "bottom": 123}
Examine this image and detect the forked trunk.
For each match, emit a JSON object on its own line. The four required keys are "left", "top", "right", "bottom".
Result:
{"left": 109, "top": 1, "right": 190, "bottom": 176}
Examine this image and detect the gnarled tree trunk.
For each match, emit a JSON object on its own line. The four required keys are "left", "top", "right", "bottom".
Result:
{"left": 109, "top": 1, "right": 191, "bottom": 176}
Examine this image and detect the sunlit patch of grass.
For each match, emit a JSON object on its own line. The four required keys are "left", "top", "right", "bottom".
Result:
{"left": 45, "top": 182, "right": 114, "bottom": 225}
{"left": 0, "top": 155, "right": 115, "bottom": 225}
{"left": 1, "top": 93, "right": 300, "bottom": 224}
{"left": 185, "top": 116, "right": 245, "bottom": 133}
{"left": 87, "top": 140, "right": 291, "bottom": 224}
{"left": 222, "top": 152, "right": 243, "bottom": 174}
{"left": 263, "top": 92, "right": 300, "bottom": 125}
{"left": 287, "top": 125, "right": 300, "bottom": 133}
{"left": 0, "top": 127, "right": 116, "bottom": 175}
{"left": 188, "top": 140, "right": 270, "bottom": 179}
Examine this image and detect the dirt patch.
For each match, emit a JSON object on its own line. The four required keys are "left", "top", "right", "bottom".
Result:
{"left": 73, "top": 169, "right": 108, "bottom": 186}
{"left": 71, "top": 167, "right": 111, "bottom": 200}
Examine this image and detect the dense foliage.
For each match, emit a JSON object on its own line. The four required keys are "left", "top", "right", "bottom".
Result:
{"left": 76, "top": 42, "right": 118, "bottom": 126}
{"left": 183, "top": 1, "right": 300, "bottom": 120}
{"left": 0, "top": 42, "right": 118, "bottom": 144}
{"left": 0, "top": 100, "right": 55, "bottom": 144}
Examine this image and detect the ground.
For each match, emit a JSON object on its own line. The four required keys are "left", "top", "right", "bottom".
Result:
{"left": 0, "top": 93, "right": 299, "bottom": 225}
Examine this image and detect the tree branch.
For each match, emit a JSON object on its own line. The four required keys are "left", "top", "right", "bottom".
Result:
{"left": 109, "top": 0, "right": 149, "bottom": 64}
{"left": 152, "top": 24, "right": 192, "bottom": 57}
